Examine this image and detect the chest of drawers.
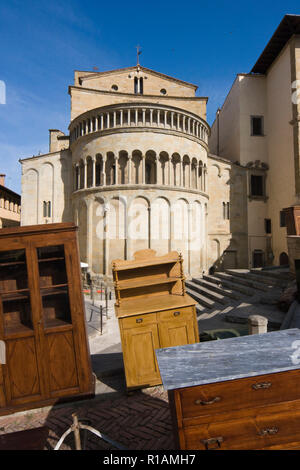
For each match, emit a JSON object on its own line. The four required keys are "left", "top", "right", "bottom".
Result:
{"left": 156, "top": 329, "right": 300, "bottom": 450}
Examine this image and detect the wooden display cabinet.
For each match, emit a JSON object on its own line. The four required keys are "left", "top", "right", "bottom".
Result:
{"left": 0, "top": 222, "right": 94, "bottom": 416}
{"left": 112, "top": 249, "right": 199, "bottom": 390}
{"left": 284, "top": 206, "right": 300, "bottom": 235}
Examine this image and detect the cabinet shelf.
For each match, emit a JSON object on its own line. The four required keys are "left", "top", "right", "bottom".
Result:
{"left": 1, "top": 289, "right": 30, "bottom": 301}
{"left": 116, "top": 276, "right": 183, "bottom": 291}
{"left": 114, "top": 258, "right": 178, "bottom": 271}
{"left": 38, "top": 257, "right": 65, "bottom": 263}
{"left": 0, "top": 261, "right": 26, "bottom": 267}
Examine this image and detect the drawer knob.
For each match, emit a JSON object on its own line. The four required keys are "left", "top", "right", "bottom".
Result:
{"left": 258, "top": 427, "right": 279, "bottom": 436}
{"left": 173, "top": 311, "right": 180, "bottom": 316}
{"left": 136, "top": 318, "right": 143, "bottom": 323}
{"left": 202, "top": 436, "right": 223, "bottom": 450}
{"left": 195, "top": 396, "right": 221, "bottom": 406}
{"left": 252, "top": 381, "right": 272, "bottom": 390}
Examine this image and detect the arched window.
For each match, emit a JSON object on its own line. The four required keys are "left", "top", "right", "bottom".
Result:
{"left": 43, "top": 201, "right": 51, "bottom": 218}
{"left": 134, "top": 77, "right": 143, "bottom": 95}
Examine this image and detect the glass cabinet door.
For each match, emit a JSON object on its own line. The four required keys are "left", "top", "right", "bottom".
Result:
{"left": 37, "top": 245, "right": 72, "bottom": 328}
{"left": 0, "top": 249, "right": 33, "bottom": 335}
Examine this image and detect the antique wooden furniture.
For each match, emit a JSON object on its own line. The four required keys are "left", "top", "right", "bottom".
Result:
{"left": 284, "top": 206, "right": 300, "bottom": 235}
{"left": 0, "top": 222, "right": 94, "bottom": 416}
{"left": 156, "top": 329, "right": 300, "bottom": 450}
{"left": 112, "top": 249, "right": 199, "bottom": 390}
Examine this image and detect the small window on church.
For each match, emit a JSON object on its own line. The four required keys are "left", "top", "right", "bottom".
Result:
{"left": 111, "top": 84, "right": 118, "bottom": 91}
{"left": 43, "top": 201, "right": 51, "bottom": 218}
{"left": 160, "top": 88, "right": 167, "bottom": 95}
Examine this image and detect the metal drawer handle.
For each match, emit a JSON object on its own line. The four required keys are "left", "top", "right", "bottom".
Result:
{"left": 258, "top": 427, "right": 279, "bottom": 436}
{"left": 136, "top": 318, "right": 143, "bottom": 323}
{"left": 202, "top": 437, "right": 223, "bottom": 450}
{"left": 252, "top": 381, "right": 272, "bottom": 390}
{"left": 195, "top": 396, "right": 221, "bottom": 406}
{"left": 173, "top": 311, "right": 180, "bottom": 316}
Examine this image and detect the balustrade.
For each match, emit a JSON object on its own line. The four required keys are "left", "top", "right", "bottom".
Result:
{"left": 69, "top": 104, "right": 209, "bottom": 145}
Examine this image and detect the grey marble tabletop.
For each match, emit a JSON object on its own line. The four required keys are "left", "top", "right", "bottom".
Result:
{"left": 155, "top": 328, "right": 300, "bottom": 391}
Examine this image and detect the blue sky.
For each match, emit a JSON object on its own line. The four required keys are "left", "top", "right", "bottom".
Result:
{"left": 0, "top": 0, "right": 299, "bottom": 193}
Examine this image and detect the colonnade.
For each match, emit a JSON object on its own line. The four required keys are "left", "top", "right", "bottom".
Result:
{"left": 73, "top": 150, "right": 207, "bottom": 192}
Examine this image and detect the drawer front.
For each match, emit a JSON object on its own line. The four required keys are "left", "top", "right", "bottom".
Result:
{"left": 158, "top": 306, "right": 194, "bottom": 322}
{"left": 180, "top": 369, "right": 300, "bottom": 420}
{"left": 121, "top": 312, "right": 157, "bottom": 329}
{"left": 183, "top": 407, "right": 300, "bottom": 450}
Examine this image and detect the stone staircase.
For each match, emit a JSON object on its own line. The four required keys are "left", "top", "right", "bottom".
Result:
{"left": 186, "top": 268, "right": 293, "bottom": 338}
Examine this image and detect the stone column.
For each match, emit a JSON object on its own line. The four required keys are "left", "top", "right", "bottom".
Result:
{"left": 92, "top": 158, "right": 96, "bottom": 187}
{"left": 86, "top": 198, "right": 94, "bottom": 269}
{"left": 114, "top": 156, "right": 118, "bottom": 185}
{"left": 103, "top": 203, "right": 109, "bottom": 275}
{"left": 102, "top": 155, "right": 107, "bottom": 186}
{"left": 248, "top": 315, "right": 268, "bottom": 335}
{"left": 142, "top": 155, "right": 145, "bottom": 184}
{"left": 142, "top": 109, "right": 146, "bottom": 126}
{"left": 84, "top": 161, "right": 87, "bottom": 188}
{"left": 120, "top": 109, "right": 123, "bottom": 126}
{"left": 179, "top": 157, "right": 183, "bottom": 187}
{"left": 128, "top": 154, "right": 132, "bottom": 184}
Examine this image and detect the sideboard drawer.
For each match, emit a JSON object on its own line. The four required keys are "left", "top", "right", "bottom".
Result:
{"left": 179, "top": 369, "right": 300, "bottom": 420}
{"left": 158, "top": 306, "right": 193, "bottom": 322}
{"left": 121, "top": 312, "right": 157, "bottom": 329}
{"left": 183, "top": 406, "right": 300, "bottom": 450}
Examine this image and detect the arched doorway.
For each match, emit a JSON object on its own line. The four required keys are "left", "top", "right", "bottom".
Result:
{"left": 279, "top": 252, "right": 289, "bottom": 266}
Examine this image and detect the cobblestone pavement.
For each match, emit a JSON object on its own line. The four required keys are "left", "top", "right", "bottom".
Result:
{"left": 0, "top": 379, "right": 175, "bottom": 451}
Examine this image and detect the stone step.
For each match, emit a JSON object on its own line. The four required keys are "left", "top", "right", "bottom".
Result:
{"left": 203, "top": 274, "right": 254, "bottom": 296}
{"left": 215, "top": 271, "right": 270, "bottom": 292}
{"left": 186, "top": 286, "right": 222, "bottom": 309}
{"left": 186, "top": 281, "right": 229, "bottom": 305}
{"left": 226, "top": 269, "right": 287, "bottom": 287}
{"left": 250, "top": 267, "right": 292, "bottom": 282}
{"left": 191, "top": 277, "right": 242, "bottom": 301}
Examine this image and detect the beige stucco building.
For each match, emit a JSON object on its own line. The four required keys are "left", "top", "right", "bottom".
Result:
{"left": 209, "top": 14, "right": 300, "bottom": 269}
{"left": 0, "top": 174, "right": 21, "bottom": 228}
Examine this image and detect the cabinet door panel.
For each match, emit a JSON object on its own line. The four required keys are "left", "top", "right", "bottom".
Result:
{"left": 122, "top": 323, "right": 161, "bottom": 388}
{"left": 0, "top": 365, "right": 5, "bottom": 408}
{"left": 45, "top": 330, "right": 80, "bottom": 397}
{"left": 158, "top": 312, "right": 197, "bottom": 348}
{"left": 4, "top": 337, "right": 43, "bottom": 405}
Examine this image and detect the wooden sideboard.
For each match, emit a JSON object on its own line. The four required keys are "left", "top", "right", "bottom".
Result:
{"left": 112, "top": 249, "right": 199, "bottom": 390}
{"left": 0, "top": 222, "right": 94, "bottom": 415}
{"left": 156, "top": 329, "right": 300, "bottom": 450}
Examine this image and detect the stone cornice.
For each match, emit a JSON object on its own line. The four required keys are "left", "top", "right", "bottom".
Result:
{"left": 68, "top": 85, "right": 208, "bottom": 102}
{"left": 70, "top": 126, "right": 209, "bottom": 152}
{"left": 74, "top": 65, "right": 199, "bottom": 90}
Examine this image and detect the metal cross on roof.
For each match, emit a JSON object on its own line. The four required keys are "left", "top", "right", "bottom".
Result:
{"left": 136, "top": 45, "right": 142, "bottom": 65}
